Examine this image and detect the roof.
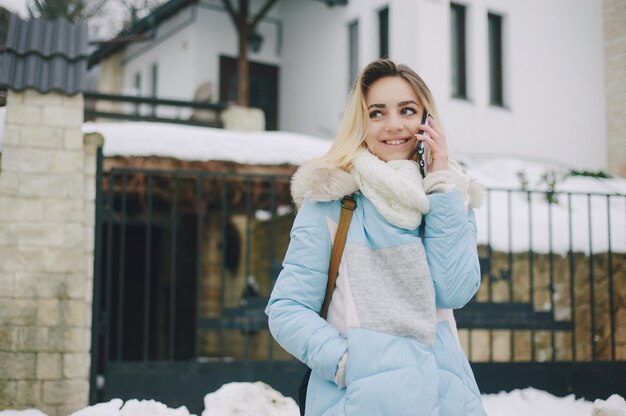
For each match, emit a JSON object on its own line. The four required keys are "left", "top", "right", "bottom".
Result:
{"left": 0, "top": 15, "right": 88, "bottom": 95}
{"left": 88, "top": 0, "right": 196, "bottom": 68}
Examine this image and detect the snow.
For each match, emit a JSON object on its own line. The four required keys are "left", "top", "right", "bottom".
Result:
{"left": 2, "top": 385, "right": 625, "bottom": 416}
{"left": 81, "top": 121, "right": 332, "bottom": 166}
{"left": 201, "top": 381, "right": 299, "bottom": 416}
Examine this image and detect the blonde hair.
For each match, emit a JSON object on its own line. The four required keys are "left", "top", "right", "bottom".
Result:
{"left": 317, "top": 59, "right": 439, "bottom": 171}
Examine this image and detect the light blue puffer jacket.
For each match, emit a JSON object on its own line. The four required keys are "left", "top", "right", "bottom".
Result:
{"left": 266, "top": 162, "right": 486, "bottom": 416}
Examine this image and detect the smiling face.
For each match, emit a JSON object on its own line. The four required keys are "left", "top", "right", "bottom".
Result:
{"left": 364, "top": 76, "right": 425, "bottom": 162}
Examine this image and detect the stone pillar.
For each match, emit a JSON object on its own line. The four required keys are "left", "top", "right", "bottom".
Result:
{"left": 604, "top": 0, "right": 626, "bottom": 177}
{"left": 221, "top": 105, "right": 266, "bottom": 132}
{"left": 0, "top": 89, "right": 98, "bottom": 415}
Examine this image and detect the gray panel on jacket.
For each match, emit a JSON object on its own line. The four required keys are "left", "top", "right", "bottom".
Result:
{"left": 344, "top": 242, "right": 436, "bottom": 346}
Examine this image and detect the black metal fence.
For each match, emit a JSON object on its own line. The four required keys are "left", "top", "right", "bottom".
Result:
{"left": 89, "top": 159, "right": 626, "bottom": 412}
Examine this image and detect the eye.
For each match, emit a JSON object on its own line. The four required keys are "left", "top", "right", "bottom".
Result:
{"left": 400, "top": 107, "right": 417, "bottom": 116}
{"left": 369, "top": 110, "right": 383, "bottom": 119}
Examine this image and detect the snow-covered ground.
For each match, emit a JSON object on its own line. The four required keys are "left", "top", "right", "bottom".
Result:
{"left": 1, "top": 383, "right": 625, "bottom": 416}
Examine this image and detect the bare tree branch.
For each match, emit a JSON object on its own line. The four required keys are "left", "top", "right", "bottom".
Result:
{"left": 222, "top": 0, "right": 238, "bottom": 30}
{"left": 249, "top": 0, "right": 280, "bottom": 30}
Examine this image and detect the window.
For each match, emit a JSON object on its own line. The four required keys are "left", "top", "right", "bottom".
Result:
{"left": 378, "top": 7, "right": 389, "bottom": 59}
{"left": 488, "top": 12, "right": 504, "bottom": 106}
{"left": 133, "top": 72, "right": 141, "bottom": 114}
{"left": 348, "top": 20, "right": 359, "bottom": 88}
{"left": 150, "top": 63, "right": 158, "bottom": 116}
{"left": 450, "top": 3, "right": 467, "bottom": 99}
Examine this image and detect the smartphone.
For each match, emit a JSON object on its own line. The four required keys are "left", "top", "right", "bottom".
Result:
{"left": 417, "top": 111, "right": 430, "bottom": 177}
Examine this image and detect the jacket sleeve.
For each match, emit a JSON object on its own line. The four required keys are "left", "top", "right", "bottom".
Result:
{"left": 423, "top": 190, "right": 481, "bottom": 309}
{"left": 265, "top": 199, "right": 348, "bottom": 383}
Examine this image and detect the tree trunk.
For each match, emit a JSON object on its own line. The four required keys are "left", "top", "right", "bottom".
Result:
{"left": 236, "top": 0, "right": 249, "bottom": 106}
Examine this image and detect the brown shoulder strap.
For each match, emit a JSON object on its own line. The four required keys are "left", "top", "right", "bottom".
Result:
{"left": 320, "top": 195, "right": 356, "bottom": 319}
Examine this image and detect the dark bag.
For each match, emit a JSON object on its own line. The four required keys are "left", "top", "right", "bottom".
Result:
{"left": 297, "top": 195, "right": 356, "bottom": 415}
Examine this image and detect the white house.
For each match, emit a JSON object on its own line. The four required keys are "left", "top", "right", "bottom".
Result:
{"left": 90, "top": 0, "right": 622, "bottom": 174}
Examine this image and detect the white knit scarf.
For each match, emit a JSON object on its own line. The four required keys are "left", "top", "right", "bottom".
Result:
{"left": 351, "top": 149, "right": 430, "bottom": 230}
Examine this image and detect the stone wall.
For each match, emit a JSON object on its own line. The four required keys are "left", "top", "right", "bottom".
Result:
{"left": 0, "top": 89, "right": 99, "bottom": 415}
{"left": 460, "top": 248, "right": 626, "bottom": 363}
{"left": 605, "top": 0, "right": 626, "bottom": 177}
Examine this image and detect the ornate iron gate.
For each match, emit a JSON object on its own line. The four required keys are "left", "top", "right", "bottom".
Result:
{"left": 89, "top": 149, "right": 304, "bottom": 414}
{"left": 90, "top": 147, "right": 626, "bottom": 412}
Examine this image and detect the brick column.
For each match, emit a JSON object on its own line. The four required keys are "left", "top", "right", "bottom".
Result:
{"left": 0, "top": 89, "right": 98, "bottom": 415}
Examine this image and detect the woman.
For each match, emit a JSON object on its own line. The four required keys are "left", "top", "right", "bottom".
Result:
{"left": 265, "top": 59, "right": 486, "bottom": 415}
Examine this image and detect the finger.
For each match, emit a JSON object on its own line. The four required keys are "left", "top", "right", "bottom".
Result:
{"left": 415, "top": 134, "right": 440, "bottom": 152}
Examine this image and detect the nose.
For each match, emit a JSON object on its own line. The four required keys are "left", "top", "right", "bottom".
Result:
{"left": 385, "top": 112, "right": 403, "bottom": 132}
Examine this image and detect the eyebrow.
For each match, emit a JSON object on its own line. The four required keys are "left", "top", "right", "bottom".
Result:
{"left": 367, "top": 100, "right": 419, "bottom": 110}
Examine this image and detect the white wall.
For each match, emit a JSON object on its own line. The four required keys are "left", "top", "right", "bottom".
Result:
{"left": 115, "top": 0, "right": 607, "bottom": 170}
{"left": 280, "top": 0, "right": 607, "bottom": 170}
{"left": 121, "top": 0, "right": 283, "bottom": 118}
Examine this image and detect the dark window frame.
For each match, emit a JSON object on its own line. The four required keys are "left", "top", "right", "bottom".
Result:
{"left": 348, "top": 19, "right": 359, "bottom": 89}
{"left": 450, "top": 3, "right": 467, "bottom": 99}
{"left": 378, "top": 6, "right": 389, "bottom": 59}
{"left": 488, "top": 12, "right": 505, "bottom": 107}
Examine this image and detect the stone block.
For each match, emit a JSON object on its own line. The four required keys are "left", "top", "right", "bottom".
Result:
{"left": 49, "top": 151, "right": 85, "bottom": 173}
{"left": 0, "top": 246, "right": 28, "bottom": 273}
{"left": 16, "top": 326, "right": 38, "bottom": 351}
{"left": 0, "top": 171, "right": 19, "bottom": 196}
{"left": 19, "top": 247, "right": 84, "bottom": 274}
{"left": 63, "top": 353, "right": 90, "bottom": 379}
{"left": 42, "top": 107, "right": 83, "bottom": 128}
{"left": 64, "top": 130, "right": 84, "bottom": 151}
{"left": 0, "top": 224, "right": 17, "bottom": 246}
{"left": 18, "top": 174, "right": 84, "bottom": 199}
{"left": 61, "top": 300, "right": 89, "bottom": 327}
{"left": 5, "top": 104, "right": 42, "bottom": 125}
{"left": 0, "top": 197, "right": 44, "bottom": 222}
{"left": 0, "top": 351, "right": 36, "bottom": 378}
{"left": 35, "top": 327, "right": 50, "bottom": 351}
{"left": 12, "top": 299, "right": 37, "bottom": 325}
{"left": 1, "top": 125, "right": 20, "bottom": 146}
{"left": 0, "top": 326, "right": 17, "bottom": 350}
{"left": 7, "top": 90, "right": 23, "bottom": 104}
{"left": 37, "top": 352, "right": 62, "bottom": 380}
{"left": 0, "top": 379, "right": 17, "bottom": 407}
{"left": 42, "top": 379, "right": 88, "bottom": 406}
{"left": 37, "top": 299, "right": 60, "bottom": 326}
{"left": 18, "top": 125, "right": 64, "bottom": 149}
{"left": 66, "top": 273, "right": 86, "bottom": 299}
{"left": 65, "top": 223, "right": 85, "bottom": 249}
{"left": 0, "top": 273, "right": 14, "bottom": 297}
{"left": 14, "top": 272, "right": 65, "bottom": 298}
{"left": 47, "top": 199, "right": 84, "bottom": 223}
{"left": 0, "top": 300, "right": 12, "bottom": 325}
{"left": 23, "top": 89, "right": 63, "bottom": 106}
{"left": 16, "top": 380, "right": 42, "bottom": 406}
{"left": 63, "top": 328, "right": 91, "bottom": 352}
{"left": 0, "top": 147, "right": 51, "bottom": 173}
{"left": 63, "top": 94, "right": 84, "bottom": 108}
{"left": 17, "top": 223, "right": 65, "bottom": 248}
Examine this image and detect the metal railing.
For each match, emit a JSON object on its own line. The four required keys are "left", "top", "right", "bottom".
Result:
{"left": 84, "top": 92, "right": 228, "bottom": 128}
{"left": 460, "top": 187, "right": 626, "bottom": 364}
